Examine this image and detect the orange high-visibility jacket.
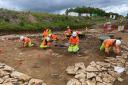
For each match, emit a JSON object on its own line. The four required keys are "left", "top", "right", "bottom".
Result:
{"left": 42, "top": 39, "right": 51, "bottom": 46}
{"left": 103, "top": 39, "right": 116, "bottom": 48}
{"left": 42, "top": 29, "right": 49, "bottom": 38}
{"left": 69, "top": 36, "right": 79, "bottom": 45}
{"left": 23, "top": 37, "right": 31, "bottom": 43}
{"left": 51, "top": 34, "right": 58, "bottom": 40}
{"left": 103, "top": 39, "right": 121, "bottom": 54}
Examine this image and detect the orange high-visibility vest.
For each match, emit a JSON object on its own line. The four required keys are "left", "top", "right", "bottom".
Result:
{"left": 103, "top": 39, "right": 115, "bottom": 48}
{"left": 51, "top": 34, "right": 58, "bottom": 40}
{"left": 23, "top": 37, "right": 31, "bottom": 43}
{"left": 69, "top": 36, "right": 79, "bottom": 45}
{"left": 103, "top": 39, "right": 121, "bottom": 54}
{"left": 42, "top": 39, "right": 51, "bottom": 46}
{"left": 42, "top": 29, "right": 49, "bottom": 38}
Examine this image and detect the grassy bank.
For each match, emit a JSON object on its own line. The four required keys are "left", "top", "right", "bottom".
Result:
{"left": 0, "top": 9, "right": 108, "bottom": 32}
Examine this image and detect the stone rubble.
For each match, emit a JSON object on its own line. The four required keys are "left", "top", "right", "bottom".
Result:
{"left": 0, "top": 63, "right": 47, "bottom": 85}
{"left": 67, "top": 78, "right": 81, "bottom": 85}
{"left": 66, "top": 51, "right": 128, "bottom": 85}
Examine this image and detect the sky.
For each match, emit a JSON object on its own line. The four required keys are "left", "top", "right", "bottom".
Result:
{"left": 0, "top": 0, "right": 128, "bottom": 16}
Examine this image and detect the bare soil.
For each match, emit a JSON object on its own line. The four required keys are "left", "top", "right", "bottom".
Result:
{"left": 0, "top": 29, "right": 128, "bottom": 85}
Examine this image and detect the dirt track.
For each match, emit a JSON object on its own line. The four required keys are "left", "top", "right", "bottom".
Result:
{"left": 0, "top": 28, "right": 128, "bottom": 85}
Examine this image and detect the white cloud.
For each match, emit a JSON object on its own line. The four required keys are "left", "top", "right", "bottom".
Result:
{"left": 102, "top": 4, "right": 128, "bottom": 16}
{"left": 53, "top": 9, "right": 67, "bottom": 15}
{"left": 0, "top": 0, "right": 10, "bottom": 8}
{"left": 0, "top": 0, "right": 22, "bottom": 11}
{"left": 0, "top": 0, "right": 128, "bottom": 15}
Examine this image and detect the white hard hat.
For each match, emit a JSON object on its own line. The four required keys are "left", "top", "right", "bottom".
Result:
{"left": 115, "top": 40, "right": 121, "bottom": 46}
{"left": 46, "top": 37, "right": 50, "bottom": 41}
{"left": 72, "top": 32, "right": 77, "bottom": 37}
{"left": 20, "top": 36, "right": 24, "bottom": 40}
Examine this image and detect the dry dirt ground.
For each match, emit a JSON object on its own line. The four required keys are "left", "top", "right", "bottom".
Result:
{"left": 0, "top": 29, "right": 128, "bottom": 85}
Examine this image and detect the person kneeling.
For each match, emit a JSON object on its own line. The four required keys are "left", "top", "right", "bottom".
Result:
{"left": 68, "top": 32, "right": 79, "bottom": 53}
{"left": 20, "top": 36, "right": 34, "bottom": 47}
{"left": 40, "top": 37, "right": 51, "bottom": 48}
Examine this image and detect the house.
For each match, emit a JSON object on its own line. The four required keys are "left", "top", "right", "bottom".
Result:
{"left": 81, "top": 13, "right": 91, "bottom": 17}
{"left": 68, "top": 12, "right": 79, "bottom": 16}
{"left": 110, "top": 15, "right": 116, "bottom": 19}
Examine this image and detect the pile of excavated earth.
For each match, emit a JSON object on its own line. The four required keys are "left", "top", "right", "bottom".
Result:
{"left": 66, "top": 50, "right": 128, "bottom": 85}
{"left": 0, "top": 63, "right": 46, "bottom": 85}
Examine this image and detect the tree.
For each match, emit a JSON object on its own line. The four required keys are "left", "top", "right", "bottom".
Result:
{"left": 66, "top": 6, "right": 119, "bottom": 17}
{"left": 127, "top": 13, "right": 128, "bottom": 19}
{"left": 65, "top": 9, "right": 69, "bottom": 15}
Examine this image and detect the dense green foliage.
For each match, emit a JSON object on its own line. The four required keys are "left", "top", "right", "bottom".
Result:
{"left": 0, "top": 8, "right": 108, "bottom": 31}
{"left": 66, "top": 6, "right": 119, "bottom": 17}
{"left": 127, "top": 13, "right": 128, "bottom": 19}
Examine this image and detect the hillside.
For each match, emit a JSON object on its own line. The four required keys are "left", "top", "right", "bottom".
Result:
{"left": 0, "top": 9, "right": 108, "bottom": 31}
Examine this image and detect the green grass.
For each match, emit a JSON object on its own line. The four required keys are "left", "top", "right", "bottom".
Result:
{"left": 0, "top": 9, "right": 108, "bottom": 32}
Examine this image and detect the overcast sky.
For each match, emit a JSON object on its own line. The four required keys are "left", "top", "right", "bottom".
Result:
{"left": 0, "top": 0, "right": 128, "bottom": 16}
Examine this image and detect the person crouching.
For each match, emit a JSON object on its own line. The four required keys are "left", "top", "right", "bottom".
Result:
{"left": 40, "top": 37, "right": 51, "bottom": 48}
{"left": 100, "top": 39, "right": 121, "bottom": 56}
{"left": 20, "top": 36, "right": 33, "bottom": 47}
{"left": 48, "top": 34, "right": 58, "bottom": 41}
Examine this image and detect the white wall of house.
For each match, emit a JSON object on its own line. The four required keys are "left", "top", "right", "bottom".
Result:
{"left": 68, "top": 12, "right": 79, "bottom": 16}
{"left": 110, "top": 15, "right": 113, "bottom": 18}
{"left": 110, "top": 15, "right": 116, "bottom": 19}
{"left": 81, "top": 13, "right": 91, "bottom": 17}
{"left": 113, "top": 15, "right": 116, "bottom": 19}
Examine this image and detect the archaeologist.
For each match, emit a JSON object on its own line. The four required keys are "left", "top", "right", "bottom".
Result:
{"left": 100, "top": 38, "right": 122, "bottom": 55}
{"left": 40, "top": 37, "right": 51, "bottom": 48}
{"left": 48, "top": 34, "right": 58, "bottom": 46}
{"left": 68, "top": 32, "right": 79, "bottom": 53}
{"left": 64, "top": 26, "right": 72, "bottom": 39}
{"left": 42, "top": 28, "right": 52, "bottom": 39}
{"left": 48, "top": 34, "right": 58, "bottom": 41}
{"left": 20, "top": 36, "right": 34, "bottom": 47}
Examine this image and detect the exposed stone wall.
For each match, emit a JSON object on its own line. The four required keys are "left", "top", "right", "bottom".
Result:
{"left": 0, "top": 63, "right": 47, "bottom": 85}
{"left": 66, "top": 52, "right": 128, "bottom": 85}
